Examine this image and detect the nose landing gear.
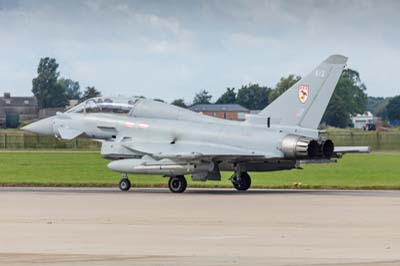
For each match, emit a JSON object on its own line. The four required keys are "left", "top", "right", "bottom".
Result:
{"left": 119, "top": 173, "right": 131, "bottom": 191}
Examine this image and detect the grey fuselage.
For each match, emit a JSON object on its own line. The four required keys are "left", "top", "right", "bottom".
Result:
{"left": 60, "top": 112, "right": 314, "bottom": 157}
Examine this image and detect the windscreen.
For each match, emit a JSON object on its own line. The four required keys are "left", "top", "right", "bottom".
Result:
{"left": 67, "top": 97, "right": 139, "bottom": 115}
{"left": 86, "top": 99, "right": 132, "bottom": 114}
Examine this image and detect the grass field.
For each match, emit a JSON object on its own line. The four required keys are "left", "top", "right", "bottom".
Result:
{"left": 0, "top": 151, "right": 399, "bottom": 189}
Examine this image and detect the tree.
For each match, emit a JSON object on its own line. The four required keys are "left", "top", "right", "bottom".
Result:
{"left": 58, "top": 78, "right": 81, "bottom": 100}
{"left": 193, "top": 90, "right": 212, "bottom": 105}
{"left": 368, "top": 96, "right": 391, "bottom": 121}
{"left": 171, "top": 98, "right": 187, "bottom": 108}
{"left": 32, "top": 57, "right": 68, "bottom": 108}
{"left": 368, "top": 96, "right": 385, "bottom": 113}
{"left": 387, "top": 95, "right": 400, "bottom": 122}
{"left": 216, "top": 88, "right": 236, "bottom": 104}
{"left": 321, "top": 93, "right": 349, "bottom": 128}
{"left": 236, "top": 83, "right": 270, "bottom": 110}
{"left": 81, "top": 86, "right": 102, "bottom": 102}
{"left": 269, "top": 74, "right": 301, "bottom": 102}
{"left": 322, "top": 69, "right": 367, "bottom": 128}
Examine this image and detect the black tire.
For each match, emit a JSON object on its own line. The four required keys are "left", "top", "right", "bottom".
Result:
{"left": 168, "top": 175, "right": 187, "bottom": 193}
{"left": 119, "top": 178, "right": 131, "bottom": 191}
{"left": 232, "top": 172, "right": 251, "bottom": 191}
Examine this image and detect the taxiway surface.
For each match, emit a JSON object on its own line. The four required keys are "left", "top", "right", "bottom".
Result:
{"left": 0, "top": 187, "right": 400, "bottom": 266}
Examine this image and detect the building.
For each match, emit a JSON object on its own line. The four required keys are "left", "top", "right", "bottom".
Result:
{"left": 351, "top": 111, "right": 376, "bottom": 129}
{"left": 390, "top": 120, "right": 400, "bottom": 127}
{"left": 0, "top": 93, "right": 38, "bottom": 128}
{"left": 189, "top": 104, "right": 249, "bottom": 121}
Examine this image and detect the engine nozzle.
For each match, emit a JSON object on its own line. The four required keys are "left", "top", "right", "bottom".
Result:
{"left": 280, "top": 134, "right": 335, "bottom": 159}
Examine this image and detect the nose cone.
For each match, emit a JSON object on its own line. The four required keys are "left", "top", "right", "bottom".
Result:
{"left": 22, "top": 116, "right": 55, "bottom": 136}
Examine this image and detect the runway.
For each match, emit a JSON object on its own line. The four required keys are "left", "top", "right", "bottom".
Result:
{"left": 1, "top": 187, "right": 400, "bottom": 266}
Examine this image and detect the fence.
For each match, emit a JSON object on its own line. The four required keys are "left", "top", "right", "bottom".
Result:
{"left": 0, "top": 131, "right": 399, "bottom": 151}
{"left": 0, "top": 133, "right": 101, "bottom": 150}
{"left": 325, "top": 131, "right": 400, "bottom": 151}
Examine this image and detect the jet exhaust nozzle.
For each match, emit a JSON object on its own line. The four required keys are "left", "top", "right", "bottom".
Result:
{"left": 321, "top": 139, "right": 334, "bottom": 159}
{"left": 280, "top": 135, "right": 334, "bottom": 159}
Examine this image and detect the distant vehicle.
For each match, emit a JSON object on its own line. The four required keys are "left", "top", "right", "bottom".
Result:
{"left": 365, "top": 123, "right": 376, "bottom": 131}
{"left": 23, "top": 55, "right": 370, "bottom": 193}
{"left": 352, "top": 111, "right": 376, "bottom": 130}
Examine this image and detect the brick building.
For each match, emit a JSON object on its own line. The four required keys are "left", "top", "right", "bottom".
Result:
{"left": 0, "top": 93, "right": 38, "bottom": 128}
{"left": 190, "top": 104, "right": 249, "bottom": 121}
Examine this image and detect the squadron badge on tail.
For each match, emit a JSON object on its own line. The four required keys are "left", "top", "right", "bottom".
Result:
{"left": 298, "top": 84, "right": 309, "bottom": 104}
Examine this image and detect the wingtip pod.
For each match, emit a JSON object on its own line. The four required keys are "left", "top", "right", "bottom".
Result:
{"left": 324, "top": 54, "right": 348, "bottom": 65}
{"left": 334, "top": 146, "right": 371, "bottom": 154}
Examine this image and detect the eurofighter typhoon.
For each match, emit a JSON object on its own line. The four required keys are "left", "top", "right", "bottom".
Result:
{"left": 23, "top": 55, "right": 369, "bottom": 193}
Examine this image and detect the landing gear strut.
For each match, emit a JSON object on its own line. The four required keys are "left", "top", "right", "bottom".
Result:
{"left": 119, "top": 173, "right": 131, "bottom": 191}
{"left": 231, "top": 171, "right": 251, "bottom": 191}
{"left": 168, "top": 175, "right": 187, "bottom": 193}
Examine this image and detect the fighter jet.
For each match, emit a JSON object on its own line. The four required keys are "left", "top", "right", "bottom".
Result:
{"left": 23, "top": 55, "right": 369, "bottom": 193}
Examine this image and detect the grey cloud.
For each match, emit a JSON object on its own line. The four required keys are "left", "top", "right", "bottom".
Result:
{"left": 0, "top": 0, "right": 399, "bottom": 101}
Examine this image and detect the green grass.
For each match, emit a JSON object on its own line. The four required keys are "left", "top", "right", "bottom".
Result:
{"left": 0, "top": 151, "right": 399, "bottom": 189}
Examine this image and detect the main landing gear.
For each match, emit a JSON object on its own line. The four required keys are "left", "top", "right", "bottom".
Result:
{"left": 168, "top": 175, "right": 187, "bottom": 193}
{"left": 118, "top": 173, "right": 187, "bottom": 193}
{"left": 231, "top": 171, "right": 251, "bottom": 191}
{"left": 119, "top": 173, "right": 131, "bottom": 191}
{"left": 118, "top": 172, "right": 249, "bottom": 193}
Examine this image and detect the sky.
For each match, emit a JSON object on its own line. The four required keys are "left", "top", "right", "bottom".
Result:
{"left": 0, "top": 0, "right": 399, "bottom": 102}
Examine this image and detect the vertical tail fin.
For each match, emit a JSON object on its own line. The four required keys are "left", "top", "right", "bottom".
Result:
{"left": 258, "top": 55, "right": 347, "bottom": 129}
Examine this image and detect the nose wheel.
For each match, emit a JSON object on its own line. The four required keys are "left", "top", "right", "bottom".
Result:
{"left": 231, "top": 171, "right": 251, "bottom": 191}
{"left": 168, "top": 175, "right": 187, "bottom": 193}
{"left": 119, "top": 174, "right": 131, "bottom": 191}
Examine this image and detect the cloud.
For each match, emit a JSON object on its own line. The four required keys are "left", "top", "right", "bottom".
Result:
{"left": 0, "top": 0, "right": 399, "bottom": 101}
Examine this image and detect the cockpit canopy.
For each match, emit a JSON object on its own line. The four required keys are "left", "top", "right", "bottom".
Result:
{"left": 65, "top": 96, "right": 212, "bottom": 123}
{"left": 66, "top": 97, "right": 141, "bottom": 115}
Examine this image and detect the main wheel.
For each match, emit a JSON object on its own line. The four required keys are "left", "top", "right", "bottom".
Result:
{"left": 168, "top": 175, "right": 187, "bottom": 193}
{"left": 232, "top": 172, "right": 251, "bottom": 191}
{"left": 119, "top": 178, "right": 131, "bottom": 191}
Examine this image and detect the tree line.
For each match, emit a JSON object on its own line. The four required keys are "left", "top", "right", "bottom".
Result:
{"left": 32, "top": 57, "right": 102, "bottom": 109}
{"left": 31, "top": 57, "right": 400, "bottom": 128}
{"left": 173, "top": 70, "right": 400, "bottom": 127}
{"left": 172, "top": 74, "right": 301, "bottom": 110}
{"left": 367, "top": 95, "right": 400, "bottom": 123}
{"left": 173, "top": 70, "right": 370, "bottom": 128}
